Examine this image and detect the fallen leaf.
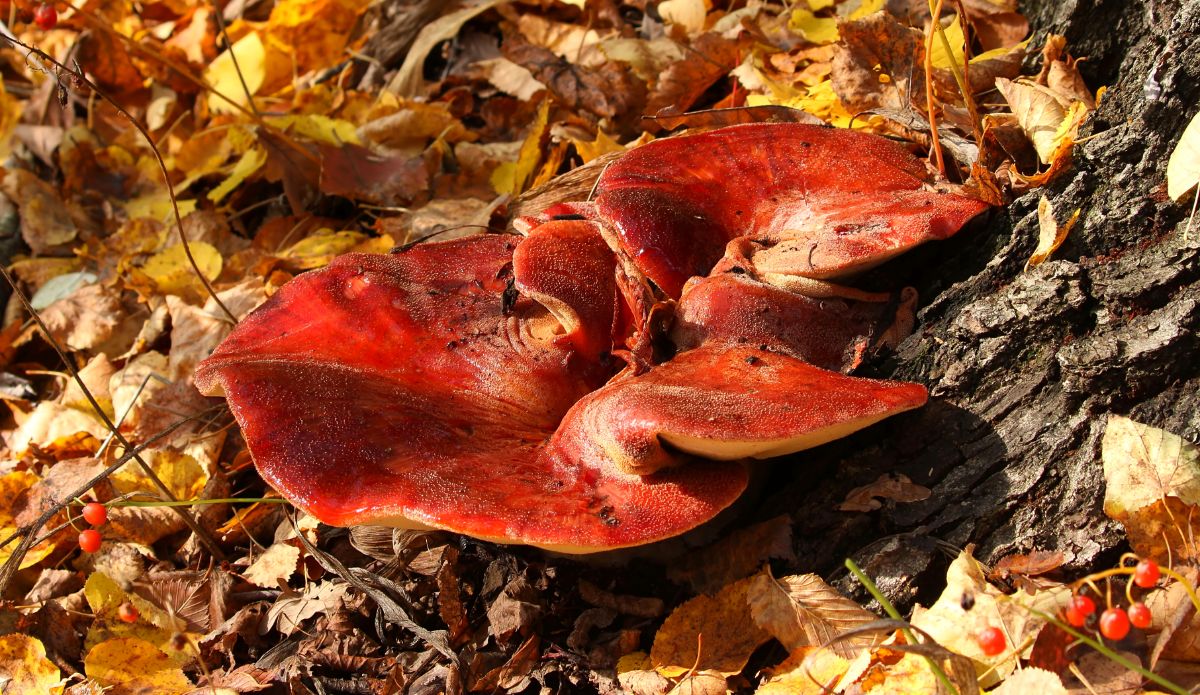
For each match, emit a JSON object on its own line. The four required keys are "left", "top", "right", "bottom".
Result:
{"left": 910, "top": 549, "right": 1061, "bottom": 685}
{"left": 746, "top": 568, "right": 880, "bottom": 658}
{"left": 650, "top": 574, "right": 771, "bottom": 678}
{"left": 3, "top": 168, "right": 78, "bottom": 254}
{"left": 39, "top": 282, "right": 123, "bottom": 351}
{"left": 205, "top": 32, "right": 265, "bottom": 115}
{"left": 140, "top": 242, "right": 224, "bottom": 296}
{"left": 9, "top": 401, "right": 108, "bottom": 459}
{"left": 0, "top": 471, "right": 57, "bottom": 570}
{"left": 756, "top": 646, "right": 849, "bottom": 694}
{"left": 1025, "top": 195, "right": 1080, "bottom": 270}
{"left": 831, "top": 13, "right": 925, "bottom": 112}
{"left": 668, "top": 515, "right": 795, "bottom": 593}
{"left": 659, "top": 0, "right": 709, "bottom": 35}
{"left": 0, "top": 634, "right": 61, "bottom": 694}
{"left": 1167, "top": 108, "right": 1200, "bottom": 202}
{"left": 84, "top": 637, "right": 192, "bottom": 694}
{"left": 242, "top": 543, "right": 300, "bottom": 588}
{"left": 838, "top": 473, "right": 932, "bottom": 511}
{"left": 617, "top": 652, "right": 671, "bottom": 695}
{"left": 492, "top": 98, "right": 551, "bottom": 196}
{"left": 385, "top": 0, "right": 510, "bottom": 96}
{"left": 995, "top": 77, "right": 1073, "bottom": 164}
{"left": 266, "top": 580, "right": 349, "bottom": 635}
{"left": 993, "top": 666, "right": 1067, "bottom": 693}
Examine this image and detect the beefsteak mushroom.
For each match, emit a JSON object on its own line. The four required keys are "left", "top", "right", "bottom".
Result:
{"left": 195, "top": 123, "right": 990, "bottom": 553}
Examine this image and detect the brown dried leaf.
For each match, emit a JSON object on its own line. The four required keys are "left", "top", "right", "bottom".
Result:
{"left": 832, "top": 13, "right": 925, "bottom": 112}
{"left": 667, "top": 515, "right": 795, "bottom": 594}
{"left": 838, "top": 473, "right": 931, "bottom": 512}
{"left": 2, "top": 168, "right": 77, "bottom": 254}
{"left": 84, "top": 637, "right": 192, "bottom": 694}
{"left": 318, "top": 143, "right": 433, "bottom": 206}
{"left": 579, "top": 580, "right": 664, "bottom": 618}
{"left": 0, "top": 632, "right": 60, "bottom": 694}
{"left": 756, "top": 646, "right": 849, "bottom": 694}
{"left": 746, "top": 568, "right": 880, "bottom": 659}
{"left": 650, "top": 574, "right": 771, "bottom": 678}
{"left": 994, "top": 78, "right": 1070, "bottom": 164}
{"left": 645, "top": 33, "right": 738, "bottom": 124}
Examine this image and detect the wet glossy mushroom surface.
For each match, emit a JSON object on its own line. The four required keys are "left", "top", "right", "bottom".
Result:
{"left": 196, "top": 123, "right": 990, "bottom": 552}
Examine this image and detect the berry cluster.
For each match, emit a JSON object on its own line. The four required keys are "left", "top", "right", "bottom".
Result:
{"left": 76, "top": 501, "right": 106, "bottom": 553}
{"left": 1065, "top": 558, "right": 1161, "bottom": 641}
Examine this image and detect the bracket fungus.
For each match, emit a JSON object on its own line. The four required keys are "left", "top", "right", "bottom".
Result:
{"left": 195, "top": 123, "right": 990, "bottom": 553}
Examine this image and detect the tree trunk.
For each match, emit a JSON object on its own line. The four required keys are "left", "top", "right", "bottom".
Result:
{"left": 762, "top": 0, "right": 1200, "bottom": 608}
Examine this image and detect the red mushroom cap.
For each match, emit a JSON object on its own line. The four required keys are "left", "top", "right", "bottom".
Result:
{"left": 594, "top": 123, "right": 991, "bottom": 296}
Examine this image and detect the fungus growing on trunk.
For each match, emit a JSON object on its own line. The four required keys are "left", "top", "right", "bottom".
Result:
{"left": 196, "top": 124, "right": 989, "bottom": 552}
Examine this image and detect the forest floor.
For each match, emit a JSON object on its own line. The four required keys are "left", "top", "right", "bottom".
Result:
{"left": 1, "top": 0, "right": 1199, "bottom": 693}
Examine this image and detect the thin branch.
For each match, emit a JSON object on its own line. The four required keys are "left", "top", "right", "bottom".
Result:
{"left": 0, "top": 34, "right": 238, "bottom": 323}
{"left": 0, "top": 265, "right": 227, "bottom": 560}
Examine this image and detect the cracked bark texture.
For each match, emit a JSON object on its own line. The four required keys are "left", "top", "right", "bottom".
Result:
{"left": 756, "top": 0, "right": 1200, "bottom": 609}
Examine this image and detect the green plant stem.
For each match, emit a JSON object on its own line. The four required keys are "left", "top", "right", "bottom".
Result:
{"left": 112, "top": 497, "right": 291, "bottom": 508}
{"left": 845, "top": 558, "right": 960, "bottom": 695}
{"left": 1022, "top": 605, "right": 1187, "bottom": 695}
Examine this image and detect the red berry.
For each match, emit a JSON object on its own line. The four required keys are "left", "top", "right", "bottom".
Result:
{"left": 81, "top": 502, "right": 107, "bottom": 527}
{"left": 117, "top": 601, "right": 139, "bottom": 623}
{"left": 1128, "top": 602, "right": 1152, "bottom": 629}
{"left": 977, "top": 626, "right": 1006, "bottom": 656}
{"left": 1099, "top": 607, "right": 1131, "bottom": 640}
{"left": 1070, "top": 594, "right": 1097, "bottom": 616}
{"left": 1065, "top": 605, "right": 1087, "bottom": 627}
{"left": 33, "top": 3, "right": 56, "bottom": 30}
{"left": 78, "top": 528, "right": 102, "bottom": 553}
{"left": 1134, "top": 559, "right": 1161, "bottom": 588}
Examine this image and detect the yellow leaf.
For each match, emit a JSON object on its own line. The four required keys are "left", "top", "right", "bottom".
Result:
{"left": 205, "top": 32, "right": 265, "bottom": 115}
{"left": 756, "top": 647, "right": 848, "bottom": 694}
{"left": 265, "top": 114, "right": 361, "bottom": 146}
{"left": 208, "top": 146, "right": 267, "bottom": 203}
{"left": 847, "top": 0, "right": 886, "bottom": 20}
{"left": 0, "top": 473, "right": 57, "bottom": 570}
{"left": 910, "top": 550, "right": 1063, "bottom": 685}
{"left": 123, "top": 194, "right": 197, "bottom": 223}
{"left": 650, "top": 574, "right": 771, "bottom": 677}
{"left": 84, "top": 637, "right": 191, "bottom": 694}
{"left": 806, "top": 0, "right": 833, "bottom": 9}
{"left": 0, "top": 76, "right": 24, "bottom": 163}
{"left": 994, "top": 78, "right": 1069, "bottom": 164}
{"left": 1167, "top": 108, "right": 1200, "bottom": 201}
{"left": 789, "top": 9, "right": 839, "bottom": 44}
{"left": 491, "top": 98, "right": 551, "bottom": 196}
{"left": 141, "top": 241, "right": 223, "bottom": 296}
{"left": 930, "top": 14, "right": 965, "bottom": 70}
{"left": 84, "top": 572, "right": 199, "bottom": 667}
{"left": 282, "top": 229, "right": 368, "bottom": 269}
{"left": 1103, "top": 415, "right": 1200, "bottom": 515}
{"left": 110, "top": 449, "right": 208, "bottom": 500}
{"left": 264, "top": 0, "right": 372, "bottom": 89}
{"left": 0, "top": 634, "right": 61, "bottom": 694}
{"left": 1025, "top": 196, "right": 1080, "bottom": 270}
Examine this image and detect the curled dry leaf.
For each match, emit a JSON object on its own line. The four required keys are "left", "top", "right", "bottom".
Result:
{"left": 2, "top": 168, "right": 78, "bottom": 254}
{"left": 1025, "top": 195, "right": 1080, "bottom": 271}
{"left": 1102, "top": 415, "right": 1200, "bottom": 563}
{"left": 39, "top": 282, "right": 123, "bottom": 352}
{"left": 994, "top": 78, "right": 1069, "bottom": 164}
{"left": 838, "top": 473, "right": 932, "bottom": 512}
{"left": 266, "top": 580, "right": 350, "bottom": 636}
{"left": 746, "top": 568, "right": 880, "bottom": 659}
{"left": 756, "top": 646, "right": 849, "bottom": 694}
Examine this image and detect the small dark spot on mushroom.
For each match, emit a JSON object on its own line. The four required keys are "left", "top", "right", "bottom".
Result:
{"left": 729, "top": 266, "right": 746, "bottom": 274}
{"left": 551, "top": 213, "right": 587, "bottom": 221}
{"left": 745, "top": 355, "right": 760, "bottom": 365}
{"left": 759, "top": 344, "right": 769, "bottom": 351}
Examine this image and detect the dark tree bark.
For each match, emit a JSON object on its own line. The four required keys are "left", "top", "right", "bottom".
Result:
{"left": 759, "top": 0, "right": 1200, "bottom": 608}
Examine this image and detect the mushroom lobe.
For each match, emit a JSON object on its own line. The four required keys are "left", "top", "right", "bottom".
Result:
{"left": 195, "top": 235, "right": 749, "bottom": 552}
{"left": 595, "top": 122, "right": 991, "bottom": 296}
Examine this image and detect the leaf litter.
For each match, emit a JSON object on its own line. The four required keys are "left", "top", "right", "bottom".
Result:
{"left": 0, "top": 0, "right": 1191, "bottom": 693}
